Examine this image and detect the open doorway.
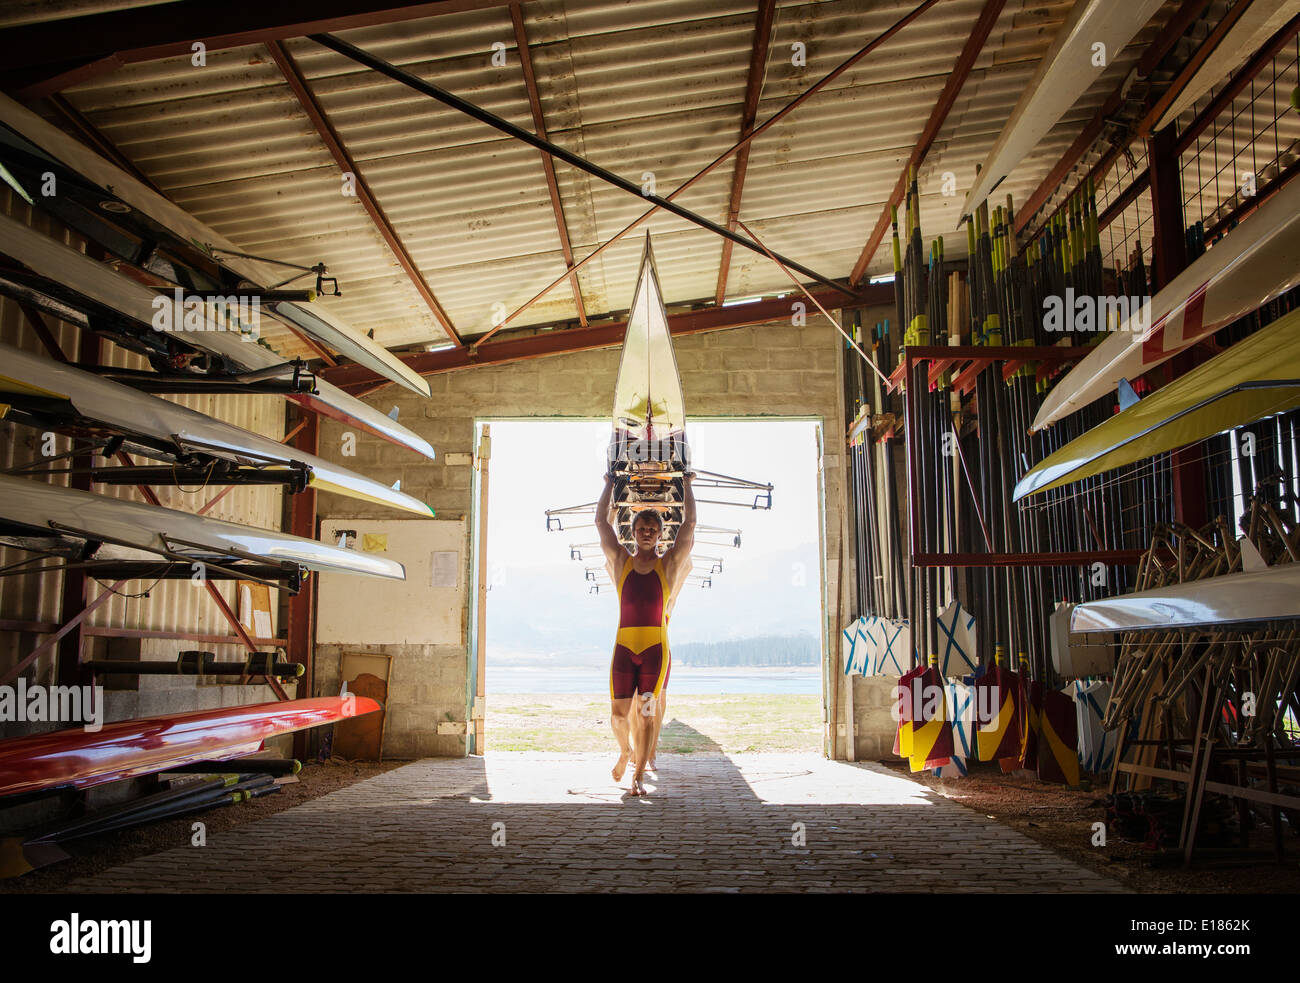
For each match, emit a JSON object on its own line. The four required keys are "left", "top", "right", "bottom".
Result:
{"left": 471, "top": 417, "right": 825, "bottom": 757}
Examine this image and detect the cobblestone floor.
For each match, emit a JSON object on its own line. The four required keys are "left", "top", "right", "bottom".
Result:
{"left": 72, "top": 753, "right": 1127, "bottom": 893}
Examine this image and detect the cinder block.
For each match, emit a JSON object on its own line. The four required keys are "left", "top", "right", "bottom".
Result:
{"left": 716, "top": 349, "right": 769, "bottom": 371}
{"left": 384, "top": 734, "right": 419, "bottom": 758}
{"left": 192, "top": 686, "right": 223, "bottom": 710}
{"left": 104, "top": 691, "right": 139, "bottom": 723}
{"left": 446, "top": 372, "right": 496, "bottom": 394}
{"left": 541, "top": 371, "right": 594, "bottom": 394}
{"left": 798, "top": 371, "right": 835, "bottom": 393}
{"left": 707, "top": 328, "right": 755, "bottom": 348}
{"left": 495, "top": 373, "right": 541, "bottom": 394}
{"left": 766, "top": 348, "right": 817, "bottom": 369}
{"left": 680, "top": 370, "right": 727, "bottom": 394}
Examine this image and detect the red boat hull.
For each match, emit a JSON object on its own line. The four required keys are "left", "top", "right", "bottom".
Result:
{"left": 0, "top": 696, "right": 378, "bottom": 798}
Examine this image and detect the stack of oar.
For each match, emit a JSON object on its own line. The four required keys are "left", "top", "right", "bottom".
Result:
{"left": 873, "top": 176, "right": 1179, "bottom": 783}
{"left": 0, "top": 760, "right": 296, "bottom": 877}
{"left": 844, "top": 312, "right": 905, "bottom": 621}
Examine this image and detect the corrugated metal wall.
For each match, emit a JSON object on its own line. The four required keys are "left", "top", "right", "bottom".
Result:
{"left": 0, "top": 187, "right": 287, "bottom": 687}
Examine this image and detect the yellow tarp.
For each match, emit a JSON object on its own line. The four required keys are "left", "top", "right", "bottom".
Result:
{"left": 1015, "top": 306, "right": 1300, "bottom": 500}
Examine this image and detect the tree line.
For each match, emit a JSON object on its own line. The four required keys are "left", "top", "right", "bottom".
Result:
{"left": 674, "top": 634, "right": 819, "bottom": 667}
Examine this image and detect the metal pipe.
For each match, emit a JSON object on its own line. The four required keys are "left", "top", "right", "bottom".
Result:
{"left": 311, "top": 32, "right": 852, "bottom": 300}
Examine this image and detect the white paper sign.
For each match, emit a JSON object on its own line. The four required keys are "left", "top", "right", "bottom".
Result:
{"left": 431, "top": 551, "right": 459, "bottom": 588}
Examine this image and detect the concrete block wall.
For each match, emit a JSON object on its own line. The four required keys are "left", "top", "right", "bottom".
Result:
{"left": 849, "top": 674, "right": 900, "bottom": 761}
{"left": 314, "top": 313, "right": 898, "bottom": 760}
{"left": 315, "top": 643, "right": 465, "bottom": 758}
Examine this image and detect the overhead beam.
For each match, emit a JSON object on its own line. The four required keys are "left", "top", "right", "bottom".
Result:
{"left": 509, "top": 3, "right": 587, "bottom": 327}
{"left": 266, "top": 40, "right": 462, "bottom": 347}
{"left": 467, "top": 0, "right": 942, "bottom": 349}
{"left": 310, "top": 32, "right": 853, "bottom": 299}
{"left": 714, "top": 0, "right": 777, "bottom": 306}
{"left": 2, "top": 0, "right": 512, "bottom": 99}
{"left": 849, "top": 0, "right": 1005, "bottom": 285}
{"left": 320, "top": 282, "right": 894, "bottom": 393}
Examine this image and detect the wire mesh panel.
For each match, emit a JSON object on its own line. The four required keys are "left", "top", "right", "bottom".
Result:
{"left": 1177, "top": 32, "right": 1300, "bottom": 238}
{"left": 1095, "top": 141, "right": 1154, "bottom": 282}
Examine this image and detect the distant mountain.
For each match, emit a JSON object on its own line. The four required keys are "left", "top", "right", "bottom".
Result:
{"left": 484, "top": 544, "right": 822, "bottom": 667}
{"left": 673, "top": 633, "right": 819, "bottom": 667}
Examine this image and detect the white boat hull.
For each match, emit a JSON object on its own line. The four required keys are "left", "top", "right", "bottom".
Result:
{"left": 1071, "top": 565, "right": 1300, "bottom": 632}
{"left": 0, "top": 92, "right": 430, "bottom": 397}
{"left": 0, "top": 212, "right": 435, "bottom": 460}
{"left": 0, "top": 474, "right": 405, "bottom": 580}
{"left": 0, "top": 342, "right": 434, "bottom": 517}
{"left": 1032, "top": 175, "right": 1300, "bottom": 431}
{"left": 963, "top": 0, "right": 1165, "bottom": 215}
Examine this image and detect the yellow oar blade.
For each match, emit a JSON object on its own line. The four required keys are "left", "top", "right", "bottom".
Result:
{"left": 1015, "top": 306, "right": 1300, "bottom": 500}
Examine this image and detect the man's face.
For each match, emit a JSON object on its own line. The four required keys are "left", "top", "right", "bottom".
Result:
{"left": 633, "top": 515, "right": 661, "bottom": 552}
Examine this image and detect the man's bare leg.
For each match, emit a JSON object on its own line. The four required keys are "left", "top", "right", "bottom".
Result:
{"left": 629, "top": 693, "right": 656, "bottom": 795}
{"left": 610, "top": 698, "right": 634, "bottom": 782}
{"left": 646, "top": 693, "right": 666, "bottom": 772}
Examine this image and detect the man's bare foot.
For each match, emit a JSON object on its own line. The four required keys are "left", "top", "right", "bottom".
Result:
{"left": 612, "top": 748, "right": 631, "bottom": 782}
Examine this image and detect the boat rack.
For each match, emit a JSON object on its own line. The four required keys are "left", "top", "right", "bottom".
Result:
{"left": 893, "top": 343, "right": 1143, "bottom": 569}
{"left": 887, "top": 343, "right": 1089, "bottom": 396}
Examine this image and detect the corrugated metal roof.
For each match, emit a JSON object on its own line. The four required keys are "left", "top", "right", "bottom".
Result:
{"left": 30, "top": 0, "right": 1188, "bottom": 353}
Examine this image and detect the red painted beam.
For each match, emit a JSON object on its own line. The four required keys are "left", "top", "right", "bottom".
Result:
{"left": 1148, "top": 126, "right": 1187, "bottom": 292}
{"left": 510, "top": 3, "right": 587, "bottom": 328}
{"left": 1, "top": 583, "right": 125, "bottom": 688}
{"left": 4, "top": 0, "right": 513, "bottom": 98}
{"left": 849, "top": 0, "right": 1005, "bottom": 285}
{"left": 715, "top": 0, "right": 777, "bottom": 305}
{"left": 322, "top": 284, "right": 893, "bottom": 394}
{"left": 467, "top": 0, "right": 941, "bottom": 350}
{"left": 1085, "top": 10, "right": 1300, "bottom": 237}
{"left": 18, "top": 303, "right": 67, "bottom": 363}
{"left": 1134, "top": 0, "right": 1257, "bottom": 138}
{"left": 267, "top": 40, "right": 461, "bottom": 347}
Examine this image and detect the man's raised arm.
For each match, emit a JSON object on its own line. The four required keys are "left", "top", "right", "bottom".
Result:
{"left": 667, "top": 473, "right": 696, "bottom": 587}
{"left": 596, "top": 474, "right": 624, "bottom": 575}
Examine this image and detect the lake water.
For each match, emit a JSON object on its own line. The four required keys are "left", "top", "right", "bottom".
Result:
{"left": 486, "top": 664, "right": 822, "bottom": 695}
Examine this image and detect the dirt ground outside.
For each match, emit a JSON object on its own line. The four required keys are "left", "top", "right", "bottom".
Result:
{"left": 486, "top": 692, "right": 824, "bottom": 753}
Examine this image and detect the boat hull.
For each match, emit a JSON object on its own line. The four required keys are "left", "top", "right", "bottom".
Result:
{"left": 0, "top": 474, "right": 406, "bottom": 580}
{"left": 1032, "top": 175, "right": 1300, "bottom": 431}
{"left": 0, "top": 697, "right": 379, "bottom": 798}
{"left": 1072, "top": 565, "right": 1300, "bottom": 632}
